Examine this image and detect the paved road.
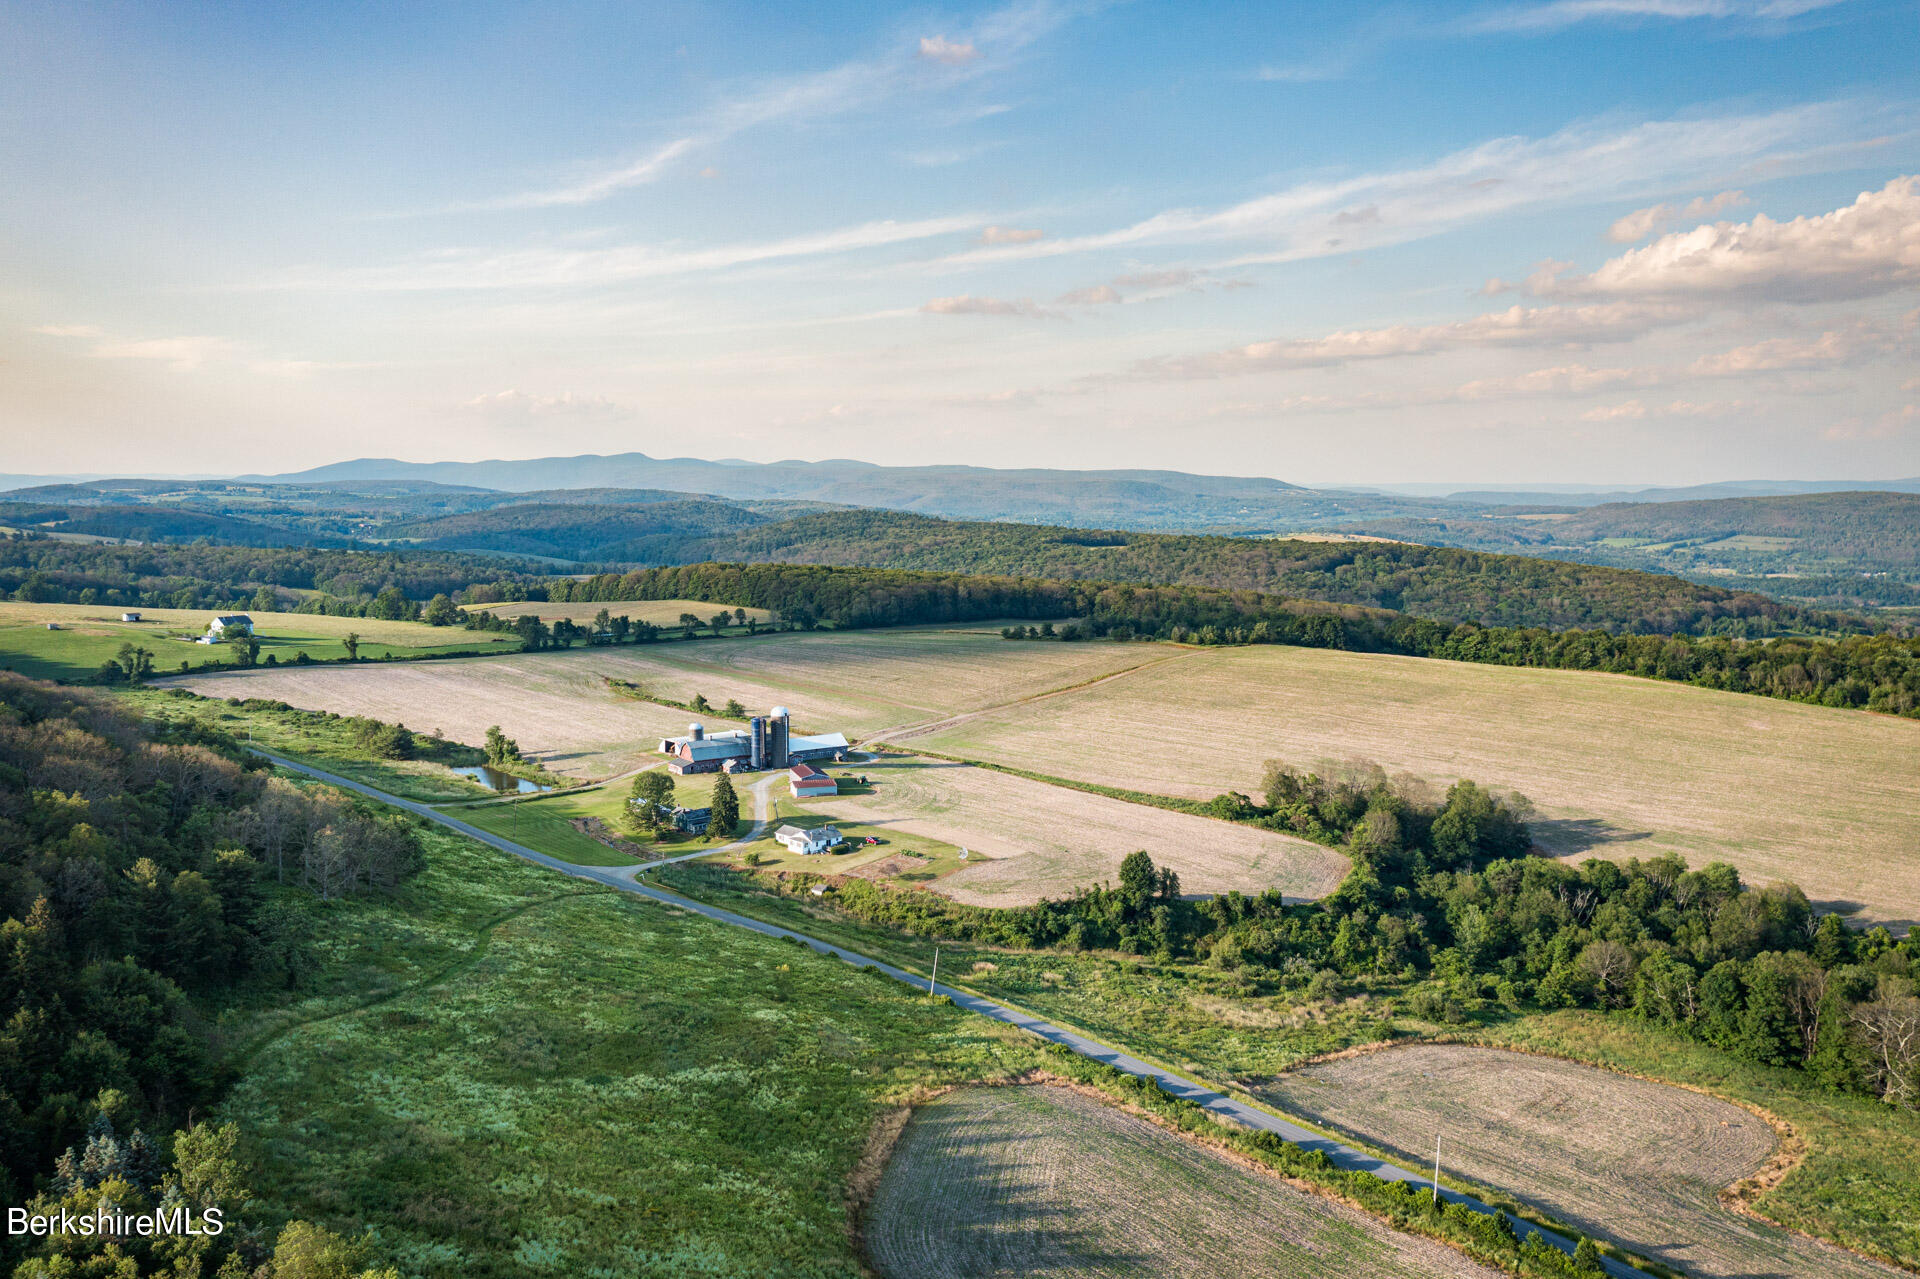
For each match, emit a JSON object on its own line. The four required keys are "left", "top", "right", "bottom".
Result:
{"left": 259, "top": 748, "right": 1637, "bottom": 1276}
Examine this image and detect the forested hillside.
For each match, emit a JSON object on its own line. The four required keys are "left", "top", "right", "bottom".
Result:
{"left": 388, "top": 497, "right": 770, "bottom": 560}
{"left": 669, "top": 509, "right": 1866, "bottom": 637}
{"left": 0, "top": 674, "right": 422, "bottom": 1274}
{"left": 1331, "top": 491, "right": 1920, "bottom": 609}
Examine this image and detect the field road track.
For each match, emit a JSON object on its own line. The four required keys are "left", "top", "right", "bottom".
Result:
{"left": 861, "top": 648, "right": 1195, "bottom": 745}
{"left": 256, "top": 747, "right": 1645, "bottom": 1278}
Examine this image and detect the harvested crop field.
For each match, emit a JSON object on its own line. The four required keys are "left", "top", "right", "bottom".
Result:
{"left": 865, "top": 1084, "right": 1506, "bottom": 1279}
{"left": 821, "top": 754, "right": 1348, "bottom": 906}
{"left": 164, "top": 629, "right": 1164, "bottom": 778}
{"left": 907, "top": 644, "right": 1920, "bottom": 925}
{"left": 1260, "top": 1044, "right": 1899, "bottom": 1279}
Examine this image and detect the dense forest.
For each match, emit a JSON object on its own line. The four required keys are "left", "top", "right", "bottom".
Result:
{"left": 0, "top": 541, "right": 556, "bottom": 617}
{"left": 0, "top": 674, "right": 418, "bottom": 1275}
{"left": 545, "top": 562, "right": 1920, "bottom": 716}
{"left": 689, "top": 508, "right": 1877, "bottom": 636}
{"left": 765, "top": 758, "right": 1920, "bottom": 1108}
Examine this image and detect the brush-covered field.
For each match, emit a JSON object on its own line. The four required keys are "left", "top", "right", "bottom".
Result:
{"left": 0, "top": 600, "right": 519, "bottom": 680}
{"left": 222, "top": 817, "right": 1050, "bottom": 1278}
{"left": 866, "top": 1084, "right": 1506, "bottom": 1279}
{"left": 163, "top": 627, "right": 1165, "bottom": 776}
{"left": 1261, "top": 1044, "right": 1897, "bottom": 1279}
{"left": 123, "top": 686, "right": 511, "bottom": 803}
{"left": 907, "top": 644, "right": 1920, "bottom": 926}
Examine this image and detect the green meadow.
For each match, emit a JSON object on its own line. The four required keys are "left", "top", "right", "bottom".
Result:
{"left": 221, "top": 818, "right": 1047, "bottom": 1278}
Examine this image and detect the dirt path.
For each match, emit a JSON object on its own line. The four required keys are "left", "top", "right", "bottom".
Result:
{"left": 863, "top": 648, "right": 1195, "bottom": 745}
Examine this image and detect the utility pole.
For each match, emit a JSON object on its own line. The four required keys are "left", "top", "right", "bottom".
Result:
{"left": 1432, "top": 1134, "right": 1442, "bottom": 1205}
{"left": 929, "top": 945, "right": 940, "bottom": 995}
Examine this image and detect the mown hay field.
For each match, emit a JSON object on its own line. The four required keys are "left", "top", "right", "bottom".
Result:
{"left": 0, "top": 600, "right": 518, "bottom": 680}
{"left": 803, "top": 752, "right": 1348, "bottom": 906}
{"left": 225, "top": 818, "right": 1046, "bottom": 1279}
{"left": 865, "top": 1084, "right": 1507, "bottom": 1279}
{"left": 477, "top": 597, "right": 773, "bottom": 626}
{"left": 909, "top": 645, "right": 1920, "bottom": 925}
{"left": 165, "top": 629, "right": 1166, "bottom": 778}
{"left": 1260, "top": 1044, "right": 1899, "bottom": 1279}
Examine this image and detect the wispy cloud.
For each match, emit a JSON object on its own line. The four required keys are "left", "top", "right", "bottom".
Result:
{"left": 922, "top": 293, "right": 1061, "bottom": 318}
{"left": 1465, "top": 0, "right": 1853, "bottom": 35}
{"left": 1605, "top": 189, "right": 1747, "bottom": 242}
{"left": 463, "top": 0, "right": 1084, "bottom": 212}
{"left": 919, "top": 35, "right": 979, "bottom": 64}
{"left": 934, "top": 101, "right": 1897, "bottom": 273}
{"left": 980, "top": 225, "right": 1045, "bottom": 244}
{"left": 270, "top": 214, "right": 984, "bottom": 291}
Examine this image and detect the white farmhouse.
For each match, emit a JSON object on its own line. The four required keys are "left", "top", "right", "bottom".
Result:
{"left": 774, "top": 824, "right": 842, "bottom": 855}
{"left": 199, "top": 614, "right": 253, "bottom": 644}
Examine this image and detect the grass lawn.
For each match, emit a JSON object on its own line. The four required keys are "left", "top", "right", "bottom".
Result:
{"left": 0, "top": 601, "right": 519, "bottom": 682}
{"left": 217, "top": 821, "right": 1050, "bottom": 1278}
{"left": 447, "top": 772, "right": 735, "bottom": 867}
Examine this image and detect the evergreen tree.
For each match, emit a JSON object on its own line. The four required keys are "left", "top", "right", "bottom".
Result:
{"left": 710, "top": 773, "right": 740, "bottom": 838}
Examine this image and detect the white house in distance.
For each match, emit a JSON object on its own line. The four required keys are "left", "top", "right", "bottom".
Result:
{"left": 198, "top": 614, "right": 252, "bottom": 644}
{"left": 774, "top": 824, "right": 842, "bottom": 855}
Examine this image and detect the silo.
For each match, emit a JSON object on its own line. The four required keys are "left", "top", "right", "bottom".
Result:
{"left": 769, "top": 706, "right": 790, "bottom": 768}
{"left": 689, "top": 722, "right": 704, "bottom": 742}
{"left": 750, "top": 717, "right": 767, "bottom": 770}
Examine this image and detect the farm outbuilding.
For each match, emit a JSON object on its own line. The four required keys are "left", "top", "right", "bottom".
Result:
{"left": 121, "top": 612, "right": 141, "bottom": 622}
{"left": 788, "top": 763, "right": 837, "bottom": 798}
{"left": 659, "top": 707, "right": 848, "bottom": 775}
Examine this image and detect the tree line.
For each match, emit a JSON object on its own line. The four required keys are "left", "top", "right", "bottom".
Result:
{"left": 761, "top": 752, "right": 1919, "bottom": 1109}
{"left": 0, "top": 673, "right": 423, "bottom": 1274}
{"left": 544, "top": 562, "right": 1920, "bottom": 717}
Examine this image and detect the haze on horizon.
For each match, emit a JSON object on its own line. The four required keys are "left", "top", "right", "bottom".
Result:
{"left": 2, "top": 0, "right": 1917, "bottom": 487}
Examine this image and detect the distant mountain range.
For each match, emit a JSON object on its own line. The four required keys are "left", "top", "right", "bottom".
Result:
{"left": 233, "top": 453, "right": 1454, "bottom": 532}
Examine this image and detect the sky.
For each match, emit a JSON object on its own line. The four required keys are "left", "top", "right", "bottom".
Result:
{"left": 2, "top": 0, "right": 1917, "bottom": 487}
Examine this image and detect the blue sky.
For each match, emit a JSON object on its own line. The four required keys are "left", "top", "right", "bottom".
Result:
{"left": 3, "top": 0, "right": 1916, "bottom": 484}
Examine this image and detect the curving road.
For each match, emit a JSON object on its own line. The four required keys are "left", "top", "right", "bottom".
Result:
{"left": 258, "top": 748, "right": 1640, "bottom": 1277}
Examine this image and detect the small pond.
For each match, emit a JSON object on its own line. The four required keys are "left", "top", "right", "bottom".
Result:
{"left": 450, "top": 765, "right": 551, "bottom": 794}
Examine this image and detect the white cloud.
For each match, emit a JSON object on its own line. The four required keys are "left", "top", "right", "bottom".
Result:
{"left": 1611, "top": 189, "right": 1750, "bottom": 241}
{"left": 1113, "top": 268, "right": 1198, "bottom": 289}
{"left": 922, "top": 294, "right": 1059, "bottom": 318}
{"left": 1135, "top": 300, "right": 1681, "bottom": 378}
{"left": 34, "top": 323, "right": 103, "bottom": 338}
{"left": 87, "top": 336, "right": 241, "bottom": 371}
{"left": 934, "top": 102, "right": 1891, "bottom": 275}
{"left": 1057, "top": 284, "right": 1121, "bottom": 305}
{"left": 1549, "top": 176, "right": 1920, "bottom": 302}
{"left": 1581, "top": 399, "right": 1649, "bottom": 420}
{"left": 1686, "top": 324, "right": 1890, "bottom": 375}
{"left": 464, "top": 389, "right": 627, "bottom": 418}
{"left": 980, "top": 225, "right": 1044, "bottom": 244}
{"left": 1467, "top": 0, "right": 1851, "bottom": 35}
{"left": 459, "top": 0, "right": 1077, "bottom": 212}
{"left": 919, "top": 35, "right": 979, "bottom": 64}
{"left": 271, "top": 214, "right": 983, "bottom": 291}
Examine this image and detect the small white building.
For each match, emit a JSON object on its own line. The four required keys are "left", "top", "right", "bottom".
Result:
{"left": 120, "top": 612, "right": 141, "bottom": 622}
{"left": 774, "top": 824, "right": 842, "bottom": 855}
{"left": 200, "top": 613, "right": 253, "bottom": 643}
